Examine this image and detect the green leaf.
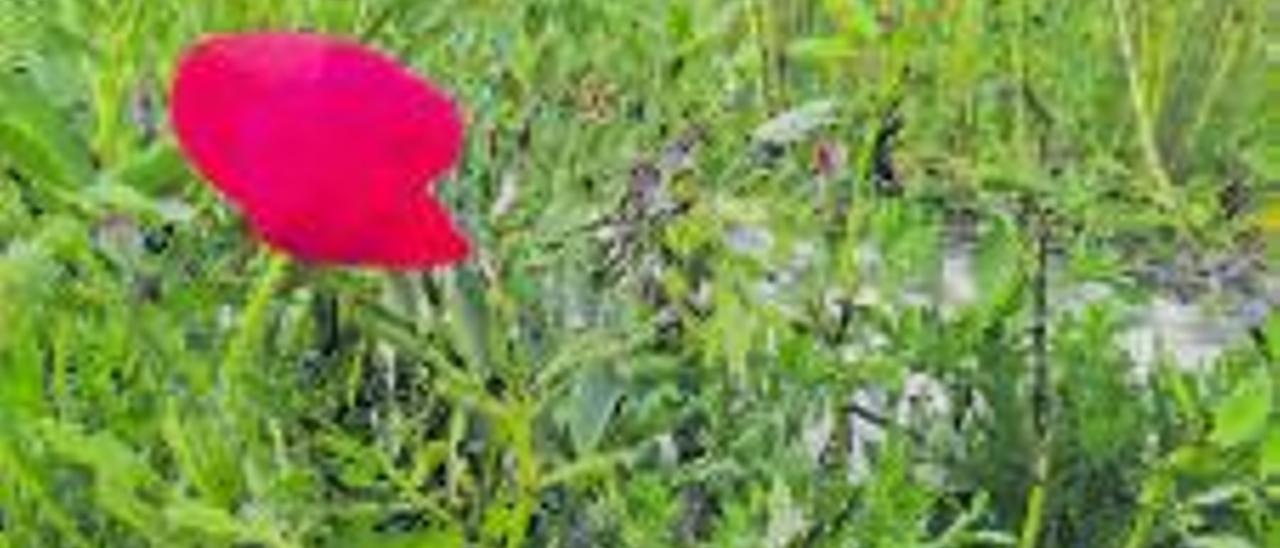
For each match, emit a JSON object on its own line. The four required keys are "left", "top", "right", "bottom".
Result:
{"left": 364, "top": 529, "right": 465, "bottom": 548}
{"left": 566, "top": 366, "right": 624, "bottom": 453}
{"left": 0, "top": 118, "right": 76, "bottom": 189}
{"left": 318, "top": 432, "right": 385, "bottom": 489}
{"left": 164, "top": 500, "right": 245, "bottom": 540}
{"left": 78, "top": 182, "right": 196, "bottom": 223}
{"left": 445, "top": 265, "right": 492, "bottom": 372}
{"left": 973, "top": 215, "right": 1023, "bottom": 314}
{"left": 107, "top": 141, "right": 192, "bottom": 194}
{"left": 0, "top": 71, "right": 93, "bottom": 188}
{"left": 165, "top": 499, "right": 294, "bottom": 547}
{"left": 1261, "top": 427, "right": 1280, "bottom": 478}
{"left": 1210, "top": 369, "right": 1273, "bottom": 448}
{"left": 1261, "top": 313, "right": 1280, "bottom": 361}
{"left": 36, "top": 419, "right": 163, "bottom": 539}
{"left": 1243, "top": 143, "right": 1279, "bottom": 180}
{"left": 787, "top": 36, "right": 856, "bottom": 62}
{"left": 664, "top": 206, "right": 717, "bottom": 257}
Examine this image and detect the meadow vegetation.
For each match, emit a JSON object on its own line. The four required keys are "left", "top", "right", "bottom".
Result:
{"left": 0, "top": 0, "right": 1276, "bottom": 546}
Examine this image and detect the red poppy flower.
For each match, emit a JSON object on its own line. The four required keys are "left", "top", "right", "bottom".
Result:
{"left": 170, "top": 32, "right": 469, "bottom": 269}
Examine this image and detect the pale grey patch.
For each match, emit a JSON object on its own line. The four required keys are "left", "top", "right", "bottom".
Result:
{"left": 802, "top": 400, "right": 834, "bottom": 464}
{"left": 765, "top": 480, "right": 807, "bottom": 548}
{"left": 846, "top": 388, "right": 888, "bottom": 484}
{"left": 751, "top": 100, "right": 837, "bottom": 146}
{"left": 1119, "top": 296, "right": 1252, "bottom": 376}
{"left": 490, "top": 170, "right": 520, "bottom": 218}
{"left": 724, "top": 223, "right": 773, "bottom": 255}
{"left": 940, "top": 244, "right": 977, "bottom": 311}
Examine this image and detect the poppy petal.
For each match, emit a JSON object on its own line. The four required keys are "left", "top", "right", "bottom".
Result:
{"left": 170, "top": 32, "right": 468, "bottom": 268}
{"left": 249, "top": 189, "right": 469, "bottom": 268}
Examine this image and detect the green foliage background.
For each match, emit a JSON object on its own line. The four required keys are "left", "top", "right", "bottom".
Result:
{"left": 0, "top": 0, "right": 1276, "bottom": 546}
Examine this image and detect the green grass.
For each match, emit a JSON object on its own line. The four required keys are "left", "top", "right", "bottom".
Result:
{"left": 0, "top": 0, "right": 1277, "bottom": 546}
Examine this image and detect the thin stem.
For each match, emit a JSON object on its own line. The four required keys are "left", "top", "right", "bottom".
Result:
{"left": 1123, "top": 461, "right": 1173, "bottom": 548}
{"left": 1030, "top": 205, "right": 1050, "bottom": 438}
{"left": 507, "top": 400, "right": 540, "bottom": 548}
{"left": 1019, "top": 204, "right": 1052, "bottom": 548}
{"left": 1110, "top": 0, "right": 1178, "bottom": 212}
{"left": 1006, "top": 0, "right": 1029, "bottom": 168}
{"left": 1017, "top": 450, "right": 1048, "bottom": 548}
{"left": 1186, "top": 6, "right": 1247, "bottom": 154}
{"left": 220, "top": 250, "right": 290, "bottom": 403}
{"left": 749, "top": 0, "right": 774, "bottom": 111}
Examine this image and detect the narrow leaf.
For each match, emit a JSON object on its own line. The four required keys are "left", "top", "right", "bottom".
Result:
{"left": 1210, "top": 369, "right": 1273, "bottom": 448}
